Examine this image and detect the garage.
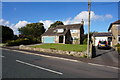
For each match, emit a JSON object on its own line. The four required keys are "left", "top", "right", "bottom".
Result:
{"left": 92, "top": 32, "right": 112, "bottom": 46}
{"left": 94, "top": 37, "right": 108, "bottom": 46}
{"left": 43, "top": 36, "right": 55, "bottom": 43}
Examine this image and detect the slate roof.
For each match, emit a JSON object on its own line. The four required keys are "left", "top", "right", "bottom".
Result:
{"left": 93, "top": 32, "right": 112, "bottom": 37}
{"left": 41, "top": 23, "right": 83, "bottom": 36}
{"left": 108, "top": 20, "right": 120, "bottom": 31}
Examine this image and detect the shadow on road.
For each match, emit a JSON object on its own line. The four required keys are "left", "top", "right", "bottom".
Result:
{"left": 92, "top": 46, "right": 115, "bottom": 58}
{"left": 92, "top": 46, "right": 96, "bottom": 58}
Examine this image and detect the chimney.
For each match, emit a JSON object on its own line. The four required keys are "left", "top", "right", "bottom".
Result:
{"left": 81, "top": 19, "right": 84, "bottom": 25}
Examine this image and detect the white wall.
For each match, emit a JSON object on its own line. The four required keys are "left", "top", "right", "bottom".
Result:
{"left": 94, "top": 37, "right": 108, "bottom": 46}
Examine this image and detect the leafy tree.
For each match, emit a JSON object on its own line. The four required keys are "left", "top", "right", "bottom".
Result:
{"left": 18, "top": 23, "right": 45, "bottom": 40}
{"left": 0, "top": 25, "right": 14, "bottom": 43}
{"left": 49, "top": 21, "right": 64, "bottom": 29}
{"left": 83, "top": 31, "right": 97, "bottom": 44}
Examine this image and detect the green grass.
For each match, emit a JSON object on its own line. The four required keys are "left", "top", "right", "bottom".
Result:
{"left": 0, "top": 43, "right": 6, "bottom": 47}
{"left": 31, "top": 43, "right": 87, "bottom": 52}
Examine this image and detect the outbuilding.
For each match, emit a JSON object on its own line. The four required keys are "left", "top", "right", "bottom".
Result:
{"left": 92, "top": 32, "right": 112, "bottom": 46}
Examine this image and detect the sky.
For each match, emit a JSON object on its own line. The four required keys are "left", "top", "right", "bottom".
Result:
{"left": 0, "top": 2, "right": 119, "bottom": 35}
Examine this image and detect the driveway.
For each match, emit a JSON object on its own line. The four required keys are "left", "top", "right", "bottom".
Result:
{"left": 92, "top": 47, "right": 119, "bottom": 67}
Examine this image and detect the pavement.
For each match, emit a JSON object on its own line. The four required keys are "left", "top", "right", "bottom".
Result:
{"left": 1, "top": 48, "right": 119, "bottom": 78}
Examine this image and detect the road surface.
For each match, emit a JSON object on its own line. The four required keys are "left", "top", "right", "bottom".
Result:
{"left": 1, "top": 48, "right": 119, "bottom": 79}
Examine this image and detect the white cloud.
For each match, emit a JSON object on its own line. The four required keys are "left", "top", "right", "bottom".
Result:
{"left": 14, "top": 21, "right": 29, "bottom": 29}
{"left": 12, "top": 21, "right": 30, "bottom": 34}
{"left": 68, "top": 11, "right": 113, "bottom": 25}
{"left": 38, "top": 11, "right": 113, "bottom": 30}
{"left": 63, "top": 18, "right": 72, "bottom": 25}
{"left": 0, "top": 19, "right": 10, "bottom": 26}
{"left": 1, "top": 11, "right": 113, "bottom": 35}
{"left": 39, "top": 20, "right": 54, "bottom": 30}
{"left": 105, "top": 14, "right": 113, "bottom": 19}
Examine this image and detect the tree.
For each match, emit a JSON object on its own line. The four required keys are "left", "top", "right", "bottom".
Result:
{"left": 18, "top": 23, "right": 45, "bottom": 39}
{"left": 83, "top": 31, "right": 97, "bottom": 44}
{"left": 1, "top": 25, "right": 14, "bottom": 42}
{"left": 49, "top": 21, "right": 64, "bottom": 29}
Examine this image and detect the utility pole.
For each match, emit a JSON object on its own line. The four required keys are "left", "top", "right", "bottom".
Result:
{"left": 87, "top": 0, "right": 91, "bottom": 58}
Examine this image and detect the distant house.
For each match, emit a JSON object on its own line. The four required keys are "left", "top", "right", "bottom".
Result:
{"left": 41, "top": 23, "right": 84, "bottom": 44}
{"left": 108, "top": 20, "right": 120, "bottom": 46}
{"left": 92, "top": 32, "right": 112, "bottom": 46}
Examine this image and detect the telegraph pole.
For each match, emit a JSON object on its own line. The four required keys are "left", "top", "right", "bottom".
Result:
{"left": 87, "top": 0, "right": 91, "bottom": 58}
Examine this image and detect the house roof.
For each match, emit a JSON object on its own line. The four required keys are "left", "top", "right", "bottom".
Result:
{"left": 41, "top": 23, "right": 83, "bottom": 36}
{"left": 108, "top": 20, "right": 120, "bottom": 31}
{"left": 93, "top": 32, "right": 112, "bottom": 37}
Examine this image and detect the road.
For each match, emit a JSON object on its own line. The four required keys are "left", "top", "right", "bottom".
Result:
{"left": 1, "top": 48, "right": 119, "bottom": 79}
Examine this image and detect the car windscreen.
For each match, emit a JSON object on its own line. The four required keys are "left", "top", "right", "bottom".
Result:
{"left": 99, "top": 41, "right": 106, "bottom": 44}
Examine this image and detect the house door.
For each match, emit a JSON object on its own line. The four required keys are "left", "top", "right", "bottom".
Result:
{"left": 59, "top": 36, "right": 63, "bottom": 43}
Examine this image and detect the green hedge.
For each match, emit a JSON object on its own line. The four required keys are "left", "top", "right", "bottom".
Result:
{"left": 117, "top": 47, "right": 120, "bottom": 54}
{"left": 6, "top": 38, "right": 39, "bottom": 46}
{"left": 115, "top": 44, "right": 120, "bottom": 54}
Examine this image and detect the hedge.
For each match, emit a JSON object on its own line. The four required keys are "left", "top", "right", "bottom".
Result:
{"left": 6, "top": 38, "right": 39, "bottom": 46}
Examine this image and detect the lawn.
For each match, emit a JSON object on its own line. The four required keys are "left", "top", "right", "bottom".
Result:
{"left": 31, "top": 43, "right": 87, "bottom": 52}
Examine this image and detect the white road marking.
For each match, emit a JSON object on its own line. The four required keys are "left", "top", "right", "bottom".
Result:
{"left": 2, "top": 48, "right": 79, "bottom": 63}
{"left": 88, "top": 63, "right": 120, "bottom": 70}
{"left": 2, "top": 48, "right": 120, "bottom": 70}
{"left": 16, "top": 60, "right": 63, "bottom": 75}
{"left": 0, "top": 55, "right": 5, "bottom": 58}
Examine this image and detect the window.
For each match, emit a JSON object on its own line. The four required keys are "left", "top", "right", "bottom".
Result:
{"left": 118, "top": 36, "right": 120, "bottom": 43}
{"left": 70, "top": 30, "right": 78, "bottom": 33}
{"left": 118, "top": 26, "right": 120, "bottom": 30}
{"left": 57, "top": 29, "right": 64, "bottom": 33}
{"left": 118, "top": 37, "right": 120, "bottom": 42}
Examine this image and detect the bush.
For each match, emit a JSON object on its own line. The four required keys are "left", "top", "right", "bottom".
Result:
{"left": 117, "top": 47, "right": 120, "bottom": 54}
{"left": 115, "top": 44, "right": 120, "bottom": 54}
{"left": 115, "top": 43, "right": 120, "bottom": 47}
{"left": 6, "top": 38, "right": 40, "bottom": 46}
{"left": 83, "top": 38, "right": 87, "bottom": 44}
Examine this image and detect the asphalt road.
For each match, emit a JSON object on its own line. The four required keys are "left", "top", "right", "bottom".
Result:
{"left": 92, "top": 47, "right": 119, "bottom": 67}
{"left": 1, "top": 48, "right": 119, "bottom": 78}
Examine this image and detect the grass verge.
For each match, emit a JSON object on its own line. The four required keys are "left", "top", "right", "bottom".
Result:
{"left": 31, "top": 43, "right": 87, "bottom": 52}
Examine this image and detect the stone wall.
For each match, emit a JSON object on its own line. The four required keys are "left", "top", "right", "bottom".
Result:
{"left": 19, "top": 45, "right": 86, "bottom": 57}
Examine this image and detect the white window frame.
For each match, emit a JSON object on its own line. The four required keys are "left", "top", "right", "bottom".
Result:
{"left": 70, "top": 29, "right": 78, "bottom": 33}
{"left": 57, "top": 29, "right": 64, "bottom": 33}
{"left": 117, "top": 36, "right": 120, "bottom": 43}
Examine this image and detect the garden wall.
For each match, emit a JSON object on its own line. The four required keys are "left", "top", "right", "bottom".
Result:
{"left": 19, "top": 45, "right": 87, "bottom": 57}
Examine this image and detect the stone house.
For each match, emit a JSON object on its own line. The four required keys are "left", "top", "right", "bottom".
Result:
{"left": 108, "top": 20, "right": 120, "bottom": 46}
{"left": 41, "top": 23, "right": 84, "bottom": 44}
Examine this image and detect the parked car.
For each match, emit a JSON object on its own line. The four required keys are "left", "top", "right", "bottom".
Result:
{"left": 97, "top": 40, "right": 109, "bottom": 49}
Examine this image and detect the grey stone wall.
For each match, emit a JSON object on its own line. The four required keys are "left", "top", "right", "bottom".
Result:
{"left": 19, "top": 45, "right": 86, "bottom": 57}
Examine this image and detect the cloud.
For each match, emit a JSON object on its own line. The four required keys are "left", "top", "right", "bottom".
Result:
{"left": 68, "top": 11, "right": 113, "bottom": 25}
{"left": 12, "top": 21, "right": 30, "bottom": 34}
{"left": 0, "top": 19, "right": 30, "bottom": 34}
{"left": 39, "top": 20, "right": 53, "bottom": 30}
{"left": 105, "top": 14, "right": 113, "bottom": 19}
{"left": 1, "top": 11, "right": 113, "bottom": 35}
{"left": 0, "top": 19, "right": 10, "bottom": 26}
{"left": 14, "top": 21, "right": 29, "bottom": 29}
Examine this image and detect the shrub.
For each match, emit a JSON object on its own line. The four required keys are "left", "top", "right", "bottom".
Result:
{"left": 6, "top": 38, "right": 40, "bottom": 46}
{"left": 117, "top": 47, "right": 120, "bottom": 54}
{"left": 115, "top": 44, "right": 120, "bottom": 54}
{"left": 83, "top": 38, "right": 87, "bottom": 44}
{"left": 115, "top": 43, "right": 120, "bottom": 47}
